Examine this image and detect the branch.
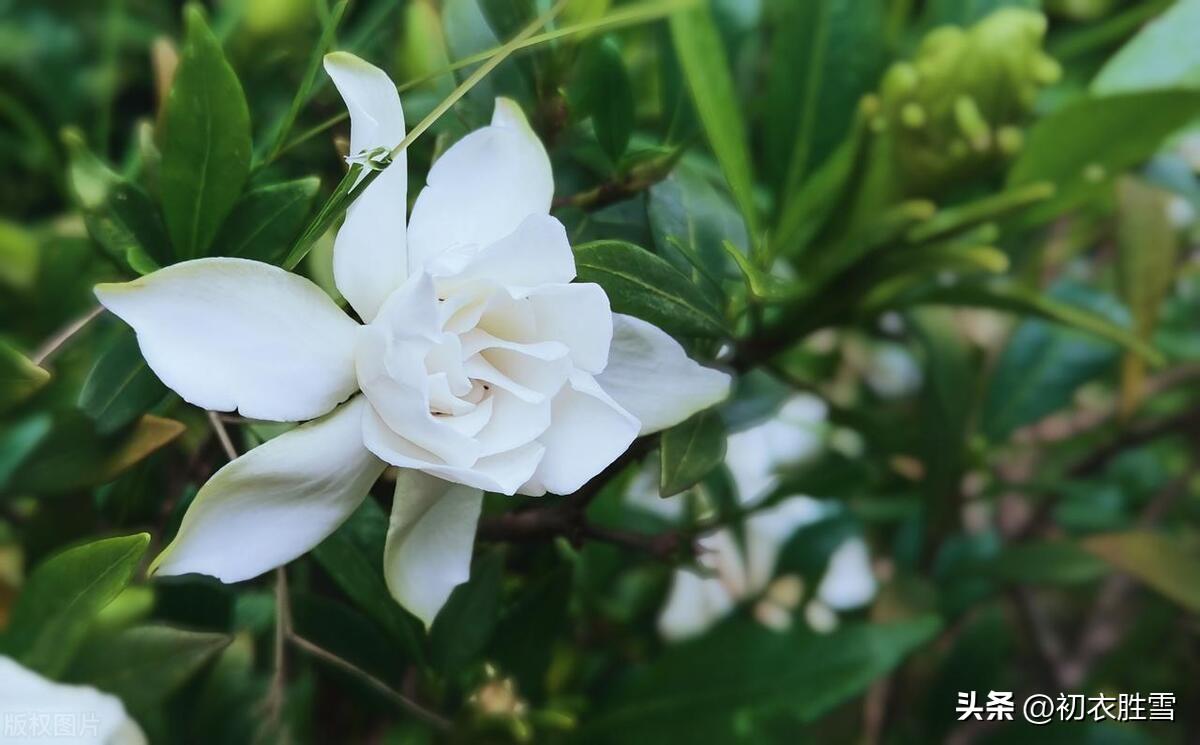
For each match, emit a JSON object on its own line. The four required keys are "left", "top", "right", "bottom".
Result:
{"left": 31, "top": 305, "right": 103, "bottom": 366}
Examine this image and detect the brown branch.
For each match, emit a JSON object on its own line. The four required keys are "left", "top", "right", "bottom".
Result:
{"left": 31, "top": 305, "right": 103, "bottom": 366}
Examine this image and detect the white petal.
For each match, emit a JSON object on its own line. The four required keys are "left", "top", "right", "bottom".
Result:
{"left": 657, "top": 569, "right": 735, "bottom": 642}
{"left": 407, "top": 98, "right": 553, "bottom": 273}
{"left": 152, "top": 397, "right": 385, "bottom": 582}
{"left": 816, "top": 537, "right": 877, "bottom": 611}
{"left": 95, "top": 258, "right": 360, "bottom": 422}
{"left": 0, "top": 656, "right": 147, "bottom": 745}
{"left": 436, "top": 213, "right": 575, "bottom": 287}
{"left": 522, "top": 371, "right": 638, "bottom": 495}
{"left": 325, "top": 52, "right": 409, "bottom": 322}
{"left": 596, "top": 314, "right": 731, "bottom": 435}
{"left": 743, "top": 497, "right": 829, "bottom": 592}
{"left": 384, "top": 469, "right": 483, "bottom": 626}
{"left": 523, "top": 283, "right": 612, "bottom": 374}
{"left": 362, "top": 406, "right": 544, "bottom": 495}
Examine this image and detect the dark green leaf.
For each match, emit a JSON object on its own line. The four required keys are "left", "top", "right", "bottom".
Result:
{"left": 648, "top": 160, "right": 746, "bottom": 281}
{"left": 989, "top": 541, "right": 1109, "bottom": 585}
{"left": 910, "top": 309, "right": 974, "bottom": 506}
{"left": 571, "top": 39, "right": 634, "bottom": 161}
{"left": 429, "top": 549, "right": 504, "bottom": 676}
{"left": 659, "top": 408, "right": 726, "bottom": 497}
{"left": 0, "top": 414, "right": 52, "bottom": 492}
{"left": 79, "top": 325, "right": 168, "bottom": 434}
{"left": 574, "top": 240, "right": 727, "bottom": 337}
{"left": 1, "top": 533, "right": 150, "bottom": 676}
{"left": 213, "top": 177, "right": 320, "bottom": 264}
{"left": 584, "top": 617, "right": 941, "bottom": 743}
{"left": 160, "top": 5, "right": 252, "bottom": 259}
{"left": 66, "top": 624, "right": 231, "bottom": 716}
{"left": 767, "top": 0, "right": 886, "bottom": 194}
{"left": 668, "top": 4, "right": 759, "bottom": 244}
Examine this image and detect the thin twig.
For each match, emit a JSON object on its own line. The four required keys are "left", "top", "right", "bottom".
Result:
{"left": 288, "top": 633, "right": 453, "bottom": 731}
{"left": 206, "top": 410, "right": 239, "bottom": 461}
{"left": 261, "top": 568, "right": 291, "bottom": 736}
{"left": 31, "top": 305, "right": 103, "bottom": 366}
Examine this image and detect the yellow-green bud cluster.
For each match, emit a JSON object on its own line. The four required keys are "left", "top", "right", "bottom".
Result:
{"left": 871, "top": 8, "right": 1061, "bottom": 194}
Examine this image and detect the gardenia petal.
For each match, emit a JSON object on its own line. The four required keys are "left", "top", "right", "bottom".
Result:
{"left": 520, "top": 371, "right": 639, "bottom": 496}
{"left": 0, "top": 656, "right": 147, "bottom": 745}
{"left": 815, "top": 537, "right": 877, "bottom": 611}
{"left": 431, "top": 213, "right": 576, "bottom": 289}
{"left": 384, "top": 470, "right": 483, "bottom": 626}
{"left": 657, "top": 569, "right": 737, "bottom": 642}
{"left": 95, "top": 258, "right": 360, "bottom": 422}
{"left": 406, "top": 98, "right": 553, "bottom": 273}
{"left": 325, "top": 52, "right": 409, "bottom": 322}
{"left": 596, "top": 314, "right": 731, "bottom": 435}
{"left": 152, "top": 397, "right": 385, "bottom": 582}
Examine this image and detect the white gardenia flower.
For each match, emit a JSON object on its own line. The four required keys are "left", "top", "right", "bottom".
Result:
{"left": 94, "top": 52, "right": 729, "bottom": 626}
{"left": 627, "top": 397, "right": 875, "bottom": 641}
{"left": 0, "top": 656, "right": 146, "bottom": 745}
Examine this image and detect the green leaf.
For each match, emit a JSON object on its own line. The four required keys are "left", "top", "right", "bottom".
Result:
{"left": 904, "top": 181, "right": 1056, "bottom": 244}
{"left": 910, "top": 309, "right": 974, "bottom": 506}
{"left": 0, "top": 414, "right": 52, "bottom": 491}
{"left": 668, "top": 4, "right": 760, "bottom": 246}
{"left": 659, "top": 408, "right": 726, "bottom": 497}
{"left": 574, "top": 240, "right": 727, "bottom": 337}
{"left": 79, "top": 326, "right": 168, "bottom": 434}
{"left": 584, "top": 617, "right": 941, "bottom": 742}
{"left": 1, "top": 533, "right": 150, "bottom": 676}
{"left": 66, "top": 624, "right": 231, "bottom": 717}
{"left": 989, "top": 540, "right": 1108, "bottom": 585}
{"left": 63, "top": 129, "right": 171, "bottom": 271}
{"left": 429, "top": 549, "right": 504, "bottom": 676}
{"left": 0, "top": 341, "right": 49, "bottom": 413}
{"left": 981, "top": 282, "right": 1124, "bottom": 441}
{"left": 919, "top": 0, "right": 1037, "bottom": 26}
{"left": 767, "top": 0, "right": 886, "bottom": 195}
{"left": 889, "top": 278, "right": 1164, "bottom": 365}
{"left": 160, "top": 5, "right": 252, "bottom": 259}
{"left": 571, "top": 38, "right": 635, "bottom": 161}
{"left": 721, "top": 240, "right": 797, "bottom": 303}
{"left": 1091, "top": 0, "right": 1200, "bottom": 94}
{"left": 8, "top": 413, "right": 185, "bottom": 494}
{"left": 1008, "top": 90, "right": 1200, "bottom": 223}
{"left": 312, "top": 499, "right": 426, "bottom": 664}
{"left": 1084, "top": 530, "right": 1200, "bottom": 613}
{"left": 213, "top": 177, "right": 320, "bottom": 264}
{"left": 0, "top": 218, "right": 38, "bottom": 290}
{"left": 648, "top": 160, "right": 747, "bottom": 281}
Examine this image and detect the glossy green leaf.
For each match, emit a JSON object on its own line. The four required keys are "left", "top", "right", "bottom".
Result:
{"left": 1, "top": 533, "right": 150, "bottom": 676}
{"left": 79, "top": 325, "right": 168, "bottom": 434}
{"left": 67, "top": 624, "right": 231, "bottom": 716}
{"left": 1084, "top": 530, "right": 1200, "bottom": 613}
{"left": 659, "top": 407, "right": 726, "bottom": 497}
{"left": 669, "top": 4, "right": 759, "bottom": 245}
{"left": 648, "top": 160, "right": 747, "bottom": 281}
{"left": 63, "top": 129, "right": 171, "bottom": 271}
{"left": 1091, "top": 0, "right": 1200, "bottom": 94}
{"left": 574, "top": 240, "right": 727, "bottom": 337}
{"left": 213, "top": 177, "right": 320, "bottom": 264}
{"left": 585, "top": 617, "right": 941, "bottom": 742}
{"left": 160, "top": 5, "right": 252, "bottom": 259}
{"left": 429, "top": 549, "right": 504, "bottom": 676}
{"left": 0, "top": 342, "right": 49, "bottom": 413}
{"left": 0, "top": 414, "right": 52, "bottom": 492}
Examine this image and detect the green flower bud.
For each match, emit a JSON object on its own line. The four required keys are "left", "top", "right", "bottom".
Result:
{"left": 874, "top": 8, "right": 1060, "bottom": 194}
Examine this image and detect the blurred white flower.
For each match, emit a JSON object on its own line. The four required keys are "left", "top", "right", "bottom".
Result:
{"left": 629, "top": 396, "right": 877, "bottom": 641}
{"left": 0, "top": 656, "right": 146, "bottom": 745}
{"left": 94, "top": 53, "right": 728, "bottom": 626}
{"left": 864, "top": 342, "right": 922, "bottom": 399}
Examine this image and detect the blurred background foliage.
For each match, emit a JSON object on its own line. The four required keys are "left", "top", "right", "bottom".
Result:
{"left": 0, "top": 0, "right": 1199, "bottom": 742}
